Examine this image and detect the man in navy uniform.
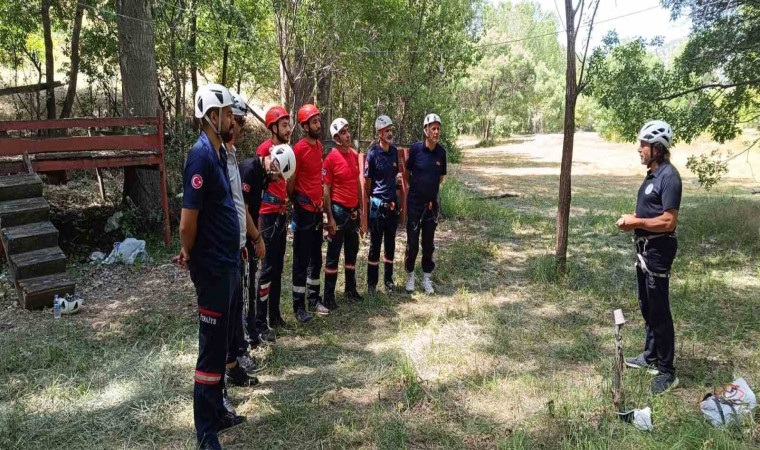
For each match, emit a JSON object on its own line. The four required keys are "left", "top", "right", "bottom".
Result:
{"left": 616, "top": 120, "right": 682, "bottom": 395}
{"left": 404, "top": 113, "right": 447, "bottom": 295}
{"left": 364, "top": 115, "right": 399, "bottom": 296}
{"left": 177, "top": 84, "right": 244, "bottom": 449}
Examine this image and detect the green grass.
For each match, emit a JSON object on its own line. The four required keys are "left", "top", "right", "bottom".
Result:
{"left": 1, "top": 145, "right": 759, "bottom": 449}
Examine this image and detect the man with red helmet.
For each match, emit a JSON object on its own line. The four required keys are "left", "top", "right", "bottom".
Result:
{"left": 249, "top": 106, "right": 293, "bottom": 338}
{"left": 288, "top": 104, "right": 328, "bottom": 323}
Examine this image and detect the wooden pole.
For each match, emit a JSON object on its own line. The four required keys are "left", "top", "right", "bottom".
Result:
{"left": 613, "top": 309, "right": 626, "bottom": 412}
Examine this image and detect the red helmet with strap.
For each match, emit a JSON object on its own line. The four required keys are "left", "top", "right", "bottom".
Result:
{"left": 265, "top": 106, "right": 289, "bottom": 130}
{"left": 297, "top": 104, "right": 320, "bottom": 124}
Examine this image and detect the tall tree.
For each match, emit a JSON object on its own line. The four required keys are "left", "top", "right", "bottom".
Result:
{"left": 41, "top": 0, "right": 56, "bottom": 119}
{"left": 60, "top": 0, "right": 87, "bottom": 118}
{"left": 116, "top": 0, "right": 162, "bottom": 212}
{"left": 555, "top": 0, "right": 599, "bottom": 273}
{"left": 586, "top": 0, "right": 760, "bottom": 188}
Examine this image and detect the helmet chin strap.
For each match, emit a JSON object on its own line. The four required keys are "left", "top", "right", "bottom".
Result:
{"left": 204, "top": 106, "right": 223, "bottom": 135}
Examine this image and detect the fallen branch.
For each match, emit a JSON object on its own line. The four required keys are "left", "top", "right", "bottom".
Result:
{"left": 0, "top": 81, "right": 65, "bottom": 97}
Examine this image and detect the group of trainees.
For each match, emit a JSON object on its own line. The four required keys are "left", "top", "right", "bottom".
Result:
{"left": 177, "top": 83, "right": 447, "bottom": 448}
{"left": 178, "top": 84, "right": 684, "bottom": 449}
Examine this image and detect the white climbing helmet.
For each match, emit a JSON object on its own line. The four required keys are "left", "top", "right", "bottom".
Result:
{"left": 423, "top": 113, "right": 441, "bottom": 134}
{"left": 375, "top": 115, "right": 392, "bottom": 132}
{"left": 329, "top": 118, "right": 349, "bottom": 138}
{"left": 229, "top": 90, "right": 249, "bottom": 117}
{"left": 59, "top": 294, "right": 83, "bottom": 315}
{"left": 638, "top": 120, "right": 673, "bottom": 150}
{"left": 271, "top": 144, "right": 296, "bottom": 180}
{"left": 194, "top": 83, "right": 233, "bottom": 134}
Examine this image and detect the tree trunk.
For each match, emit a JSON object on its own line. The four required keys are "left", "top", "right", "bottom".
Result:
{"left": 189, "top": 0, "right": 199, "bottom": 129}
{"left": 289, "top": 47, "right": 314, "bottom": 143}
{"left": 116, "top": 0, "right": 162, "bottom": 212}
{"left": 317, "top": 64, "right": 332, "bottom": 140}
{"left": 555, "top": 0, "right": 579, "bottom": 273}
{"left": 41, "top": 0, "right": 56, "bottom": 120}
{"left": 60, "top": 1, "right": 86, "bottom": 119}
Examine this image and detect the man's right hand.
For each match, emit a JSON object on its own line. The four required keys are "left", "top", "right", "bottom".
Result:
{"left": 173, "top": 248, "right": 190, "bottom": 270}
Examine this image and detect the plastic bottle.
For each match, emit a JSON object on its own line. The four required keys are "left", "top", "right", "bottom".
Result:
{"left": 54, "top": 294, "right": 61, "bottom": 319}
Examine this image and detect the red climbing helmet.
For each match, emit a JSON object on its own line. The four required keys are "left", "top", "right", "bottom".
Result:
{"left": 265, "top": 106, "right": 289, "bottom": 130}
{"left": 297, "top": 104, "right": 320, "bottom": 125}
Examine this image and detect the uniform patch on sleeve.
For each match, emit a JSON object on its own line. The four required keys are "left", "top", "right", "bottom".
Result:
{"left": 322, "top": 167, "right": 327, "bottom": 177}
{"left": 242, "top": 182, "right": 250, "bottom": 192}
{"left": 191, "top": 174, "right": 203, "bottom": 189}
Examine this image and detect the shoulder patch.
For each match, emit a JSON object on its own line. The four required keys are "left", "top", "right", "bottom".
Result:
{"left": 645, "top": 184, "right": 654, "bottom": 195}
{"left": 191, "top": 174, "right": 203, "bottom": 189}
{"left": 242, "top": 182, "right": 250, "bottom": 192}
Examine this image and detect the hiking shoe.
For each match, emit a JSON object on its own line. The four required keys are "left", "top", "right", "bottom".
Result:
{"left": 258, "top": 328, "right": 276, "bottom": 345}
{"left": 324, "top": 297, "right": 339, "bottom": 311}
{"left": 237, "top": 354, "right": 259, "bottom": 375}
{"left": 295, "top": 308, "right": 313, "bottom": 324}
{"left": 225, "top": 364, "right": 259, "bottom": 387}
{"left": 422, "top": 273, "right": 434, "bottom": 295}
{"left": 308, "top": 300, "right": 330, "bottom": 315}
{"left": 270, "top": 315, "right": 288, "bottom": 329}
{"left": 216, "top": 411, "right": 246, "bottom": 433}
{"left": 651, "top": 371, "right": 678, "bottom": 394}
{"left": 222, "top": 389, "right": 236, "bottom": 415}
{"left": 345, "top": 289, "right": 363, "bottom": 301}
{"left": 625, "top": 354, "right": 658, "bottom": 375}
{"left": 405, "top": 272, "right": 415, "bottom": 293}
{"left": 384, "top": 281, "right": 396, "bottom": 293}
{"left": 368, "top": 285, "right": 377, "bottom": 297}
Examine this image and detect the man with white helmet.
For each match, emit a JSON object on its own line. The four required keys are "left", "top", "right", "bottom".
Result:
{"left": 223, "top": 91, "right": 265, "bottom": 390}
{"left": 288, "top": 104, "right": 327, "bottom": 322}
{"left": 364, "top": 115, "right": 400, "bottom": 296}
{"left": 178, "top": 83, "right": 245, "bottom": 449}
{"left": 322, "top": 118, "right": 363, "bottom": 310}
{"left": 404, "top": 113, "right": 447, "bottom": 295}
{"left": 246, "top": 105, "right": 294, "bottom": 342}
{"left": 616, "top": 119, "right": 682, "bottom": 395}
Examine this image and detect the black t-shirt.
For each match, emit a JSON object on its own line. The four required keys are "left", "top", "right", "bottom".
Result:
{"left": 364, "top": 143, "right": 399, "bottom": 202}
{"left": 407, "top": 141, "right": 447, "bottom": 209}
{"left": 239, "top": 156, "right": 268, "bottom": 224}
{"left": 635, "top": 162, "right": 682, "bottom": 237}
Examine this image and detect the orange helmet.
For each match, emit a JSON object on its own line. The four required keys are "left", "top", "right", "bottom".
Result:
{"left": 297, "top": 104, "right": 320, "bottom": 124}
{"left": 265, "top": 106, "right": 289, "bottom": 130}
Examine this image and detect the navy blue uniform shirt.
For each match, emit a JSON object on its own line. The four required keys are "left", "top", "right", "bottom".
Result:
{"left": 407, "top": 141, "right": 447, "bottom": 208}
{"left": 182, "top": 132, "right": 240, "bottom": 271}
{"left": 364, "top": 143, "right": 399, "bottom": 203}
{"left": 635, "top": 161, "right": 682, "bottom": 237}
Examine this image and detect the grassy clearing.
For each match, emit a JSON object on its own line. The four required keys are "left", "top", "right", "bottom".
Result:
{"left": 1, "top": 137, "right": 759, "bottom": 449}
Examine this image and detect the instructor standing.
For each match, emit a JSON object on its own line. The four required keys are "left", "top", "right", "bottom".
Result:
{"left": 616, "top": 120, "right": 682, "bottom": 395}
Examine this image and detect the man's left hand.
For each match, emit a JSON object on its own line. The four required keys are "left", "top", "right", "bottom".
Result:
{"left": 615, "top": 213, "right": 638, "bottom": 231}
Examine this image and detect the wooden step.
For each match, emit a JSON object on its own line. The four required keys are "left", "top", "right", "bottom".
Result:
{"left": 0, "top": 173, "right": 43, "bottom": 202}
{"left": 1, "top": 221, "right": 59, "bottom": 255}
{"left": 0, "top": 197, "right": 49, "bottom": 228}
{"left": 16, "top": 273, "right": 75, "bottom": 310}
{"left": 8, "top": 246, "right": 66, "bottom": 281}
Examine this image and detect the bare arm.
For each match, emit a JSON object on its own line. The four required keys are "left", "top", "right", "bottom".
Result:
{"left": 287, "top": 175, "right": 295, "bottom": 199}
{"left": 616, "top": 209, "right": 679, "bottom": 233}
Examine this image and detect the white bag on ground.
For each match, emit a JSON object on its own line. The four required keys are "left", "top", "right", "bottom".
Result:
{"left": 104, "top": 238, "right": 149, "bottom": 265}
{"left": 700, "top": 378, "right": 757, "bottom": 427}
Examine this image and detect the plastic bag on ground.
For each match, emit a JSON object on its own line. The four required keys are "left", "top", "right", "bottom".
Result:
{"left": 700, "top": 378, "right": 757, "bottom": 427}
{"left": 103, "top": 238, "right": 149, "bottom": 265}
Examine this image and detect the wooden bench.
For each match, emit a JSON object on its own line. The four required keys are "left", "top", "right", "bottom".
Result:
{"left": 0, "top": 110, "right": 171, "bottom": 245}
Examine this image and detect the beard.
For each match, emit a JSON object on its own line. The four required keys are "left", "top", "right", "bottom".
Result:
{"left": 307, "top": 126, "right": 321, "bottom": 140}
{"left": 221, "top": 125, "right": 234, "bottom": 143}
{"left": 276, "top": 130, "right": 290, "bottom": 144}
